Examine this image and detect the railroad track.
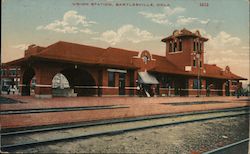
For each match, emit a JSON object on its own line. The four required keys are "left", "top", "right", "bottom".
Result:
{"left": 1, "top": 106, "right": 249, "bottom": 152}
{"left": 162, "top": 100, "right": 249, "bottom": 106}
{"left": 203, "top": 138, "right": 249, "bottom": 154}
{"left": 0, "top": 104, "right": 128, "bottom": 115}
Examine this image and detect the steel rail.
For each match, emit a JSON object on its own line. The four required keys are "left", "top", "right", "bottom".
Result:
{"left": 162, "top": 101, "right": 246, "bottom": 106}
{"left": 0, "top": 105, "right": 128, "bottom": 115}
{"left": 203, "top": 138, "right": 249, "bottom": 154}
{"left": 1, "top": 111, "right": 249, "bottom": 151}
{"left": 2, "top": 106, "right": 249, "bottom": 136}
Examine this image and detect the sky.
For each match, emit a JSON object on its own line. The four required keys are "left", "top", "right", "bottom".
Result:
{"left": 1, "top": 0, "right": 249, "bottom": 86}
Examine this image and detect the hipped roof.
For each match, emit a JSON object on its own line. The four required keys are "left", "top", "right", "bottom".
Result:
{"left": 162, "top": 28, "right": 209, "bottom": 42}
{"left": 5, "top": 41, "right": 246, "bottom": 80}
{"left": 6, "top": 41, "right": 139, "bottom": 69}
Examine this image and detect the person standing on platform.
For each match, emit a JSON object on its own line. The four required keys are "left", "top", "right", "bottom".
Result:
{"left": 206, "top": 85, "right": 210, "bottom": 97}
{"left": 236, "top": 84, "right": 241, "bottom": 98}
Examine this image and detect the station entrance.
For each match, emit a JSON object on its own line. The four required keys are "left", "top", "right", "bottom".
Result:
{"left": 21, "top": 67, "right": 35, "bottom": 96}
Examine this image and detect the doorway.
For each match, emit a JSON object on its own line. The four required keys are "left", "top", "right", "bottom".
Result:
{"left": 21, "top": 67, "right": 35, "bottom": 96}
{"left": 225, "top": 80, "right": 230, "bottom": 96}
{"left": 119, "top": 73, "right": 125, "bottom": 95}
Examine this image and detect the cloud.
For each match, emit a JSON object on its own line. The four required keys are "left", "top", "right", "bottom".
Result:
{"left": 200, "top": 19, "right": 210, "bottom": 24}
{"left": 80, "top": 28, "right": 98, "bottom": 34}
{"left": 36, "top": 10, "right": 97, "bottom": 34}
{"left": 139, "top": 7, "right": 212, "bottom": 26}
{"left": 241, "top": 46, "right": 249, "bottom": 50}
{"left": 199, "top": 29, "right": 244, "bottom": 66}
{"left": 177, "top": 16, "right": 210, "bottom": 25}
{"left": 199, "top": 30, "right": 248, "bottom": 81}
{"left": 191, "top": 29, "right": 241, "bottom": 48}
{"left": 207, "top": 57, "right": 249, "bottom": 66}
{"left": 207, "top": 31, "right": 241, "bottom": 50}
{"left": 164, "top": 7, "right": 186, "bottom": 16}
{"left": 139, "top": 7, "right": 185, "bottom": 25}
{"left": 138, "top": 12, "right": 169, "bottom": 24}
{"left": 93, "top": 24, "right": 160, "bottom": 45}
{"left": 12, "top": 44, "right": 29, "bottom": 50}
{"left": 177, "top": 16, "right": 198, "bottom": 25}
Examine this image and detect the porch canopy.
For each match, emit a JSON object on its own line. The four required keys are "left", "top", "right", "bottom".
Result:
{"left": 138, "top": 72, "right": 159, "bottom": 84}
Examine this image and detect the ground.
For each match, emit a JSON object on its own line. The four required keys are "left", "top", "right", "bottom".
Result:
{"left": 10, "top": 115, "right": 249, "bottom": 154}
{"left": 1, "top": 95, "right": 249, "bottom": 153}
{"left": 0, "top": 95, "right": 249, "bottom": 129}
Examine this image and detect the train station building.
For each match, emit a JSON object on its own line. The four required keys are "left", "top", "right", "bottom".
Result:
{"left": 5, "top": 28, "right": 246, "bottom": 98}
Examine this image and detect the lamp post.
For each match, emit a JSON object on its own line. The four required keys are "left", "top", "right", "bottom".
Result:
{"left": 196, "top": 53, "right": 200, "bottom": 97}
{"left": 0, "top": 54, "right": 2, "bottom": 95}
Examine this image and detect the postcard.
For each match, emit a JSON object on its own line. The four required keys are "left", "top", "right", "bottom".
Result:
{"left": 1, "top": 0, "right": 249, "bottom": 153}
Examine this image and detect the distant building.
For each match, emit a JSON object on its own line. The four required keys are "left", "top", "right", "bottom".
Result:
{"left": 0, "top": 64, "right": 20, "bottom": 92}
{"left": 5, "top": 29, "right": 246, "bottom": 98}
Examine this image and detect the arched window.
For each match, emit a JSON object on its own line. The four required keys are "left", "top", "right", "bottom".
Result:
{"left": 143, "top": 55, "right": 149, "bottom": 64}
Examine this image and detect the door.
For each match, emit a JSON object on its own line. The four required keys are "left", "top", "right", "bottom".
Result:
{"left": 180, "top": 79, "right": 188, "bottom": 96}
{"left": 119, "top": 73, "right": 125, "bottom": 95}
{"left": 225, "top": 80, "right": 230, "bottom": 96}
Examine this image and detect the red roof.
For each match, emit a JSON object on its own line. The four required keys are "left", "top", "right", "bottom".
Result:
{"left": 162, "top": 28, "right": 208, "bottom": 42}
{"left": 7, "top": 41, "right": 139, "bottom": 69}
{"left": 5, "top": 41, "right": 246, "bottom": 80}
{"left": 105, "top": 47, "right": 138, "bottom": 68}
{"left": 203, "top": 64, "right": 246, "bottom": 80}
{"left": 37, "top": 41, "right": 106, "bottom": 64}
{"left": 150, "top": 55, "right": 185, "bottom": 75}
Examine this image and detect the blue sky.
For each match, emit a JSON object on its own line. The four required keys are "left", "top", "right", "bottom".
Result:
{"left": 2, "top": 0, "right": 249, "bottom": 84}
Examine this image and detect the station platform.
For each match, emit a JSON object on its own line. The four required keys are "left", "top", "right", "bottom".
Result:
{"left": 0, "top": 95, "right": 249, "bottom": 129}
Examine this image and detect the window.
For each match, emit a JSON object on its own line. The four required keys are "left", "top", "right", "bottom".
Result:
{"left": 108, "top": 72, "right": 115, "bottom": 87}
{"left": 193, "top": 41, "right": 196, "bottom": 51}
{"left": 179, "top": 40, "right": 182, "bottom": 51}
{"left": 161, "top": 76, "right": 167, "bottom": 88}
{"left": 1, "top": 69, "right": 7, "bottom": 76}
{"left": 174, "top": 42, "right": 177, "bottom": 52}
{"left": 193, "top": 59, "right": 196, "bottom": 67}
{"left": 193, "top": 79, "right": 202, "bottom": 89}
{"left": 231, "top": 81, "right": 238, "bottom": 85}
{"left": 196, "top": 42, "right": 199, "bottom": 51}
{"left": 169, "top": 42, "right": 172, "bottom": 52}
{"left": 9, "top": 69, "right": 17, "bottom": 76}
{"left": 200, "top": 61, "right": 202, "bottom": 68}
{"left": 143, "top": 56, "right": 149, "bottom": 64}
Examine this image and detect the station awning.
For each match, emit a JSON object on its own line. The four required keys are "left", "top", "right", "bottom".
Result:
{"left": 138, "top": 72, "right": 159, "bottom": 84}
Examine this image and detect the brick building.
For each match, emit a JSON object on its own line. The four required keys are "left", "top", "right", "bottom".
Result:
{"left": 0, "top": 64, "right": 20, "bottom": 92}
{"left": 5, "top": 29, "right": 246, "bottom": 98}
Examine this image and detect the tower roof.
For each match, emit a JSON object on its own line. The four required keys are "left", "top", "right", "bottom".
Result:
{"left": 161, "top": 28, "right": 209, "bottom": 42}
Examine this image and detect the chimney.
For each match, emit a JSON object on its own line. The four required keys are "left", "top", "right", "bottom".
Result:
{"left": 25, "top": 44, "right": 44, "bottom": 56}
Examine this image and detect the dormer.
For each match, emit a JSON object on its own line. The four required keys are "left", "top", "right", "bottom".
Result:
{"left": 132, "top": 50, "right": 156, "bottom": 71}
